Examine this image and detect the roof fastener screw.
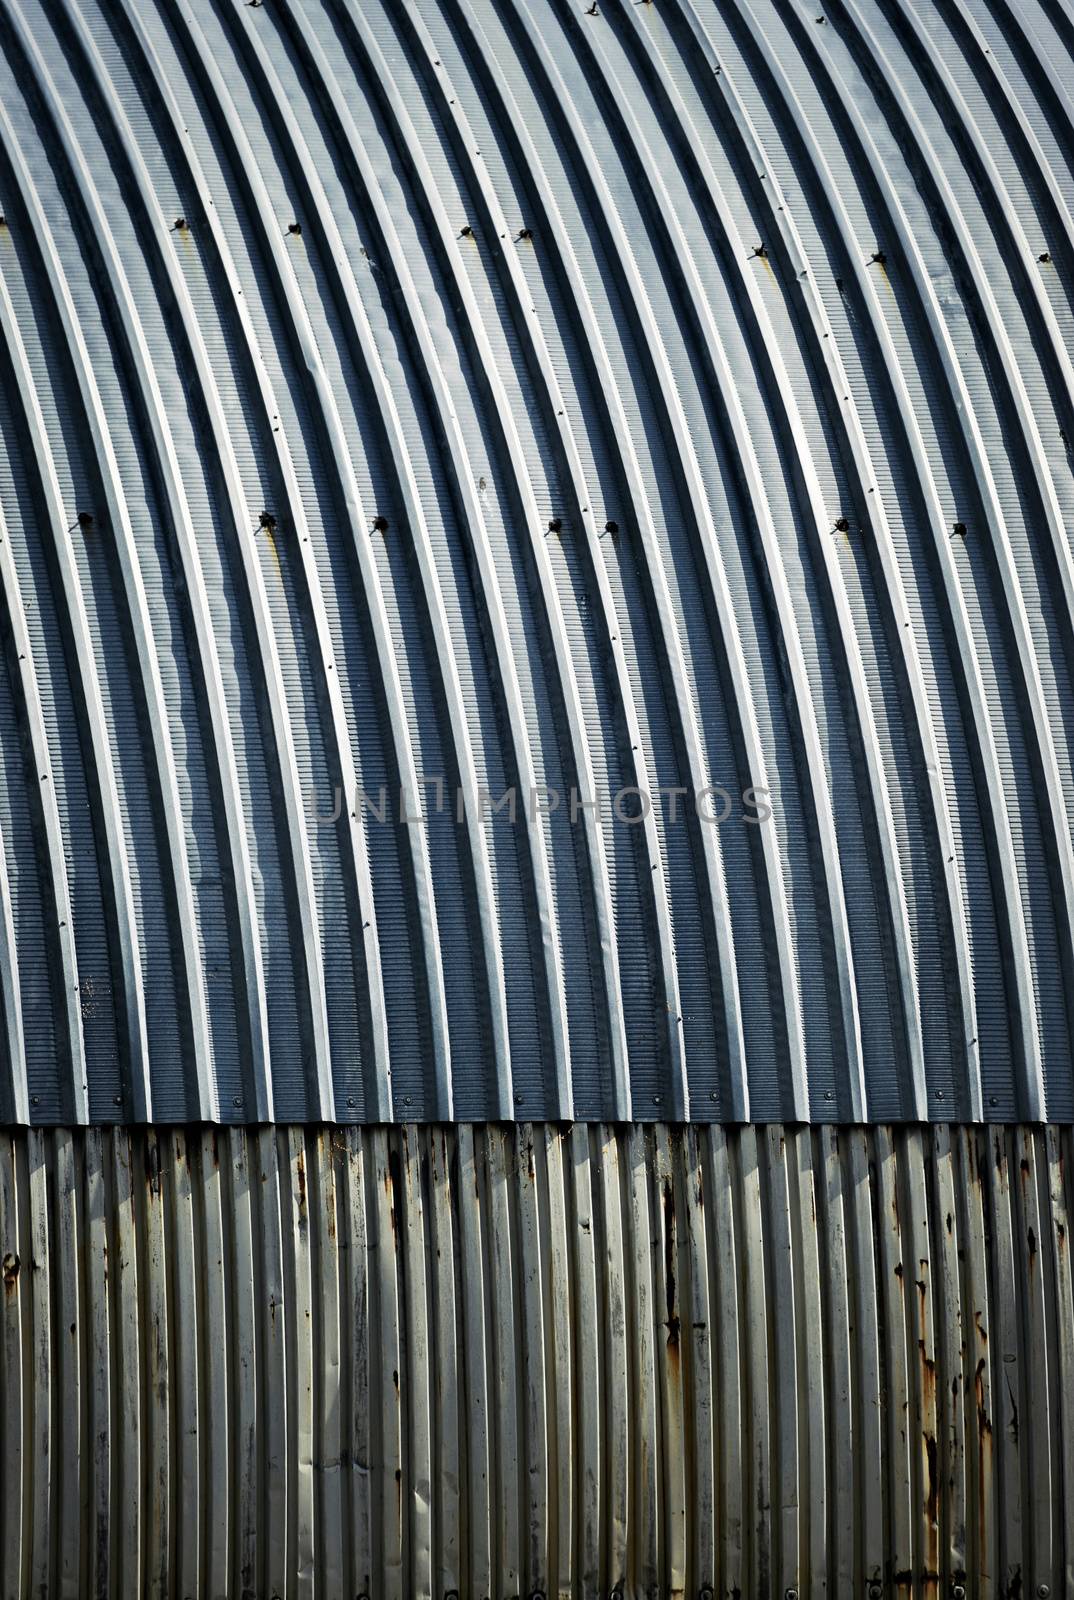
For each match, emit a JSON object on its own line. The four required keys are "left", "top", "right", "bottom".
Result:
{"left": 786, "top": 1590, "right": 800, "bottom": 1600}
{"left": 990, "top": 1095, "right": 998, "bottom": 1106}
{"left": 604, "top": 519, "right": 619, "bottom": 534}
{"left": 824, "top": 1090, "right": 834, "bottom": 1100}
{"left": 287, "top": 221, "right": 302, "bottom": 235}
{"left": 515, "top": 1092, "right": 524, "bottom": 1104}
{"left": 403, "top": 1095, "right": 411, "bottom": 1105}
{"left": 652, "top": 1093, "right": 661, "bottom": 1104}
{"left": 113, "top": 1096, "right": 122, "bottom": 1105}
{"left": 30, "top": 1095, "right": 39, "bottom": 1105}
{"left": 548, "top": 517, "right": 563, "bottom": 533}
{"left": 460, "top": 223, "right": 473, "bottom": 237}
{"left": 870, "top": 250, "right": 887, "bottom": 265}
{"left": 172, "top": 216, "right": 187, "bottom": 230}
{"left": 952, "top": 1589, "right": 966, "bottom": 1600}
{"left": 1038, "top": 251, "right": 1051, "bottom": 263}
{"left": 868, "top": 1586, "right": 883, "bottom": 1599}
{"left": 517, "top": 227, "right": 533, "bottom": 240}
{"left": 233, "top": 1097, "right": 242, "bottom": 1107}
{"left": 751, "top": 242, "right": 767, "bottom": 258}
{"left": 259, "top": 510, "right": 277, "bottom": 532}
{"left": 952, "top": 521, "right": 967, "bottom": 537}
{"left": 372, "top": 514, "right": 389, "bottom": 532}
{"left": 347, "top": 1097, "right": 355, "bottom": 1107}
{"left": 833, "top": 516, "right": 850, "bottom": 532}
{"left": 1038, "top": 1588, "right": 1050, "bottom": 1598}
{"left": 76, "top": 510, "right": 95, "bottom": 531}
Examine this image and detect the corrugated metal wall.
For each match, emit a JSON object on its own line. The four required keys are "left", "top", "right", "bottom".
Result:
{"left": 0, "top": 1120, "right": 1071, "bottom": 1597}
{"left": 2, "top": 0, "right": 1074, "bottom": 1124}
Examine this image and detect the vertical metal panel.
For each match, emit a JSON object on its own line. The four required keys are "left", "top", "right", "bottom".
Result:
{"left": 0, "top": 1121, "right": 1069, "bottom": 1595}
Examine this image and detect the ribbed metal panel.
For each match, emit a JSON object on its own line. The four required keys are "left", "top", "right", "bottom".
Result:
{"left": 1, "top": 0, "right": 1074, "bottom": 1121}
{"left": 0, "top": 1120, "right": 1070, "bottom": 1596}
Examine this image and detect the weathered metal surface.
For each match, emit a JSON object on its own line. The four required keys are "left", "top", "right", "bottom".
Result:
{"left": 0, "top": 1120, "right": 1069, "bottom": 1596}
{"left": 1, "top": 0, "right": 1074, "bottom": 1121}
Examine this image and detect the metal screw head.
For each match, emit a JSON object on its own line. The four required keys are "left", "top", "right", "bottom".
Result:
{"left": 952, "top": 1586, "right": 966, "bottom": 1599}
{"left": 868, "top": 1586, "right": 883, "bottom": 1600}
{"left": 1037, "top": 1587, "right": 1050, "bottom": 1598}
{"left": 785, "top": 1590, "right": 799, "bottom": 1600}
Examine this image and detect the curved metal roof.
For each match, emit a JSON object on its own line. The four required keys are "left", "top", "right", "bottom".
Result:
{"left": 0, "top": 0, "right": 1073, "bottom": 1124}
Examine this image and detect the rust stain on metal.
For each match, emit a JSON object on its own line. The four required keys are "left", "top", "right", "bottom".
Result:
{"left": 146, "top": 1136, "right": 161, "bottom": 1198}
{"left": 0, "top": 1123, "right": 1066, "bottom": 1592}
{"left": 663, "top": 1174, "right": 680, "bottom": 1356}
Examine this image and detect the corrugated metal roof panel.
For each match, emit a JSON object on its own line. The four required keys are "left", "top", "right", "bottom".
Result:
{"left": 1, "top": 0, "right": 1074, "bottom": 1121}
{"left": 0, "top": 1119, "right": 1071, "bottom": 1593}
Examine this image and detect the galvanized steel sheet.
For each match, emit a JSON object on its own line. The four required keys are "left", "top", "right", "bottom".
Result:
{"left": 1, "top": 0, "right": 1074, "bottom": 1120}
{"left": 0, "top": 1121, "right": 1070, "bottom": 1595}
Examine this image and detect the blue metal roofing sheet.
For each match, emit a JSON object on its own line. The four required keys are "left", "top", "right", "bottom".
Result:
{"left": 1, "top": 0, "right": 1073, "bottom": 1123}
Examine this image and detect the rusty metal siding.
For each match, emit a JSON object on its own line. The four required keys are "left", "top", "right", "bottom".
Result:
{"left": 1, "top": 0, "right": 1074, "bottom": 1122}
{"left": 0, "top": 1120, "right": 1069, "bottom": 1596}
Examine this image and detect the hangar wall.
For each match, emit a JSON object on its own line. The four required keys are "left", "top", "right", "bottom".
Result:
{"left": 1, "top": 0, "right": 1074, "bottom": 1123}
{"left": 2, "top": 1122, "right": 1071, "bottom": 1598}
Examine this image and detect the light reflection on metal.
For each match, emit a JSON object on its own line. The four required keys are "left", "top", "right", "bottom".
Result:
{"left": 0, "top": 0, "right": 1071, "bottom": 1122}
{"left": 0, "top": 1121, "right": 1070, "bottom": 1596}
